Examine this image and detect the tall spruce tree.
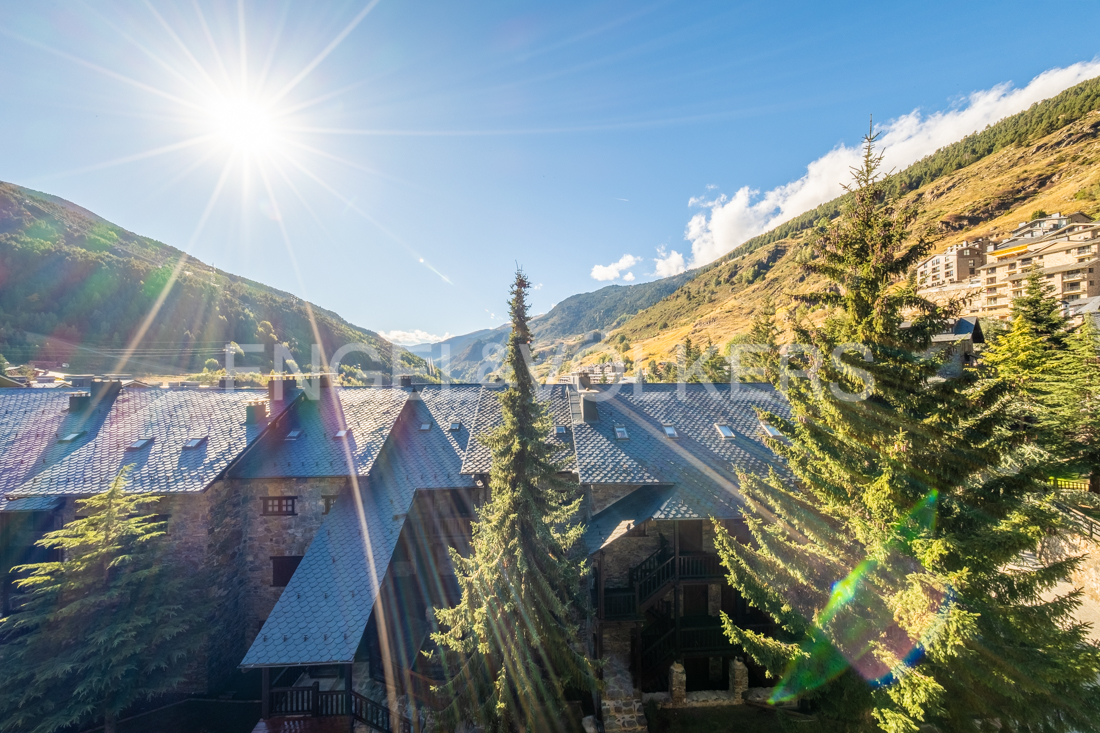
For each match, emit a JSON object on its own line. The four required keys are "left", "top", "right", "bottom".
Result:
{"left": 713, "top": 128, "right": 1100, "bottom": 732}
{"left": 1046, "top": 315, "right": 1100, "bottom": 492}
{"left": 0, "top": 471, "right": 208, "bottom": 733}
{"left": 433, "top": 270, "right": 597, "bottom": 732}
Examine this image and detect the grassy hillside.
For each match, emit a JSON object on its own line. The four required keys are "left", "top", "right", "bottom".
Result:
{"left": 596, "top": 78, "right": 1100, "bottom": 367}
{"left": 0, "top": 182, "right": 425, "bottom": 378}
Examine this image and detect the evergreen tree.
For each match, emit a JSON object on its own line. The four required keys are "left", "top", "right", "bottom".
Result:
{"left": 0, "top": 471, "right": 208, "bottom": 733}
{"left": 1009, "top": 270, "right": 1067, "bottom": 348}
{"left": 714, "top": 128, "right": 1100, "bottom": 731}
{"left": 433, "top": 270, "right": 598, "bottom": 732}
{"left": 743, "top": 296, "right": 781, "bottom": 383}
{"left": 1046, "top": 315, "right": 1100, "bottom": 492}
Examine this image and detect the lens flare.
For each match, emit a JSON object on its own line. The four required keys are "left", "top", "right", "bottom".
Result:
{"left": 208, "top": 96, "right": 276, "bottom": 153}
{"left": 769, "top": 491, "right": 952, "bottom": 703}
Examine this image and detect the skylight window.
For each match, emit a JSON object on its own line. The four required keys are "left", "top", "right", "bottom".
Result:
{"left": 663, "top": 425, "right": 679, "bottom": 439}
{"left": 614, "top": 426, "right": 629, "bottom": 440}
{"left": 555, "top": 426, "right": 567, "bottom": 435}
{"left": 184, "top": 436, "right": 208, "bottom": 449}
{"left": 285, "top": 429, "right": 303, "bottom": 441}
{"left": 419, "top": 422, "right": 432, "bottom": 431}
{"left": 449, "top": 422, "right": 461, "bottom": 432}
{"left": 58, "top": 431, "right": 85, "bottom": 443}
{"left": 334, "top": 429, "right": 350, "bottom": 439}
{"left": 716, "top": 425, "right": 735, "bottom": 438}
{"left": 761, "top": 424, "right": 782, "bottom": 438}
{"left": 127, "top": 437, "right": 154, "bottom": 450}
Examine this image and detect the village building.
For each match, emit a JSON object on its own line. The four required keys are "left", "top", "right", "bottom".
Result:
{"left": 0, "top": 375, "right": 787, "bottom": 732}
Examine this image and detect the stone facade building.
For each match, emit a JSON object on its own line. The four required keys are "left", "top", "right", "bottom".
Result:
{"left": 0, "top": 376, "right": 787, "bottom": 731}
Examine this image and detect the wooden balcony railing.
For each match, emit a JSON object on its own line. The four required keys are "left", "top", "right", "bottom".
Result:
{"left": 268, "top": 684, "right": 412, "bottom": 733}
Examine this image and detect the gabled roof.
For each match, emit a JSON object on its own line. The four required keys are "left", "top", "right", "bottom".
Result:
{"left": 460, "top": 384, "right": 575, "bottom": 474}
{"left": 229, "top": 387, "right": 409, "bottom": 479}
{"left": 240, "top": 384, "right": 480, "bottom": 668}
{"left": 0, "top": 390, "right": 77, "bottom": 493}
{"left": 5, "top": 388, "right": 296, "bottom": 497}
{"left": 584, "top": 483, "right": 676, "bottom": 551}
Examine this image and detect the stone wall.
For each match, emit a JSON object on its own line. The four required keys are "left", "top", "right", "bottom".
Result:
{"left": 589, "top": 484, "right": 642, "bottom": 516}
{"left": 1040, "top": 531, "right": 1100, "bottom": 606}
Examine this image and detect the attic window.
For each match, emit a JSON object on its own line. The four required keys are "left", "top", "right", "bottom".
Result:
{"left": 761, "top": 424, "right": 782, "bottom": 438}
{"left": 183, "top": 436, "right": 207, "bottom": 449}
{"left": 285, "top": 429, "right": 303, "bottom": 441}
{"left": 716, "top": 425, "right": 735, "bottom": 438}
{"left": 127, "top": 438, "right": 154, "bottom": 450}
{"left": 420, "top": 422, "right": 432, "bottom": 431}
{"left": 663, "top": 425, "right": 679, "bottom": 439}
{"left": 555, "top": 426, "right": 567, "bottom": 435}
{"left": 449, "top": 422, "right": 461, "bottom": 432}
{"left": 614, "top": 426, "right": 629, "bottom": 440}
{"left": 334, "top": 429, "right": 350, "bottom": 439}
{"left": 58, "top": 431, "right": 85, "bottom": 443}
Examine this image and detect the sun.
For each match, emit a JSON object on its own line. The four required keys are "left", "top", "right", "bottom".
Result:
{"left": 207, "top": 95, "right": 278, "bottom": 155}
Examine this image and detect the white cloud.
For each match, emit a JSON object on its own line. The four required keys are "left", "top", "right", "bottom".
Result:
{"left": 591, "top": 254, "right": 641, "bottom": 281}
{"left": 683, "top": 60, "right": 1100, "bottom": 268}
{"left": 653, "top": 246, "right": 687, "bottom": 277}
{"left": 622, "top": 272, "right": 636, "bottom": 282}
{"left": 379, "top": 329, "right": 452, "bottom": 346}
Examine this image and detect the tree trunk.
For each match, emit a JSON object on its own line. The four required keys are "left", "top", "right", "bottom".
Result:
{"left": 1091, "top": 467, "right": 1099, "bottom": 494}
{"left": 104, "top": 710, "right": 118, "bottom": 733}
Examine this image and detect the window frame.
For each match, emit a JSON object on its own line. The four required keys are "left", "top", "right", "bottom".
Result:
{"left": 126, "top": 437, "right": 154, "bottom": 451}
{"left": 715, "top": 424, "right": 735, "bottom": 439}
{"left": 663, "top": 425, "right": 679, "bottom": 439}
{"left": 261, "top": 496, "right": 298, "bottom": 516}
{"left": 614, "top": 425, "right": 629, "bottom": 440}
{"left": 183, "top": 436, "right": 208, "bottom": 450}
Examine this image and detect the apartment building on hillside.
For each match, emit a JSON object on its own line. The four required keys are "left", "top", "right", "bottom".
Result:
{"left": 976, "top": 214, "right": 1100, "bottom": 319}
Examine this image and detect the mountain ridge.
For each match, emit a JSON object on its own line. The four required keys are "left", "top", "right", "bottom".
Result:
{"left": 0, "top": 182, "right": 426, "bottom": 378}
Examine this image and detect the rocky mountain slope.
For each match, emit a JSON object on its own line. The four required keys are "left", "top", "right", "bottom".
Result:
{"left": 588, "top": 76, "right": 1100, "bottom": 368}
{"left": 0, "top": 182, "right": 425, "bottom": 377}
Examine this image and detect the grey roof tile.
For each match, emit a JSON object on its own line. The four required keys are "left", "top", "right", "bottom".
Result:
{"left": 241, "top": 385, "right": 480, "bottom": 668}
{"left": 4, "top": 387, "right": 295, "bottom": 497}
{"left": 460, "top": 385, "right": 576, "bottom": 474}
{"left": 230, "top": 387, "right": 409, "bottom": 479}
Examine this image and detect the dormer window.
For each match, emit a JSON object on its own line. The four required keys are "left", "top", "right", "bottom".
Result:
{"left": 127, "top": 438, "right": 153, "bottom": 450}
{"left": 716, "top": 425, "right": 735, "bottom": 438}
{"left": 614, "top": 426, "right": 629, "bottom": 440}
{"left": 555, "top": 426, "right": 567, "bottom": 435}
{"left": 183, "top": 436, "right": 207, "bottom": 449}
{"left": 663, "top": 425, "right": 679, "bottom": 439}
{"left": 285, "top": 429, "right": 303, "bottom": 441}
{"left": 449, "top": 422, "right": 462, "bottom": 432}
{"left": 420, "top": 422, "right": 432, "bottom": 431}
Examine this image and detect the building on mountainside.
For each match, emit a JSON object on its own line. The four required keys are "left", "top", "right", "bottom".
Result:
{"left": 0, "top": 375, "right": 787, "bottom": 731}
{"left": 916, "top": 212, "right": 1100, "bottom": 320}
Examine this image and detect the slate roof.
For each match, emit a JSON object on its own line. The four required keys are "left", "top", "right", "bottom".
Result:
{"left": 229, "top": 387, "right": 409, "bottom": 479}
{"left": 240, "top": 385, "right": 480, "bottom": 668}
{"left": 460, "top": 384, "right": 576, "bottom": 474}
{"left": 573, "top": 383, "right": 789, "bottom": 530}
{"left": 584, "top": 483, "right": 677, "bottom": 551}
{"left": 5, "top": 387, "right": 296, "bottom": 497}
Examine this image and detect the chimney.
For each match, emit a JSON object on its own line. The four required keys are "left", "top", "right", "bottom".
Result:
{"left": 580, "top": 393, "right": 599, "bottom": 423}
{"left": 399, "top": 375, "right": 413, "bottom": 388}
{"left": 68, "top": 391, "right": 91, "bottom": 413}
{"left": 246, "top": 400, "right": 268, "bottom": 423}
{"left": 89, "top": 378, "right": 122, "bottom": 401}
{"left": 319, "top": 373, "right": 334, "bottom": 389}
{"left": 268, "top": 376, "right": 297, "bottom": 401}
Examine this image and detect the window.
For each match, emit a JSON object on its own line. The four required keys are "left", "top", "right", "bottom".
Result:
{"left": 419, "top": 422, "right": 432, "bottom": 431}
{"left": 127, "top": 438, "right": 154, "bottom": 450}
{"left": 663, "top": 425, "right": 679, "bottom": 439}
{"left": 449, "top": 422, "right": 462, "bottom": 432}
{"left": 555, "top": 426, "right": 567, "bottom": 435}
{"left": 716, "top": 424, "right": 735, "bottom": 438}
{"left": 614, "top": 426, "right": 629, "bottom": 440}
{"left": 334, "top": 429, "right": 350, "bottom": 439}
{"left": 184, "top": 436, "right": 207, "bottom": 449}
{"left": 968, "top": 260, "right": 975, "bottom": 267}
{"left": 322, "top": 496, "right": 338, "bottom": 514}
{"left": 285, "top": 429, "right": 302, "bottom": 441}
{"left": 760, "top": 424, "right": 782, "bottom": 438}
{"left": 262, "top": 497, "right": 297, "bottom": 516}
{"left": 58, "top": 431, "right": 85, "bottom": 443}
{"left": 271, "top": 555, "right": 303, "bottom": 587}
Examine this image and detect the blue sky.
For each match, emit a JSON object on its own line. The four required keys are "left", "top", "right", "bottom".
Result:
{"left": 2, "top": 1, "right": 1100, "bottom": 344}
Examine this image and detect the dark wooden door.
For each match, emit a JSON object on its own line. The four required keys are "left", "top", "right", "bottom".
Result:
{"left": 679, "top": 520, "right": 703, "bottom": 553}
